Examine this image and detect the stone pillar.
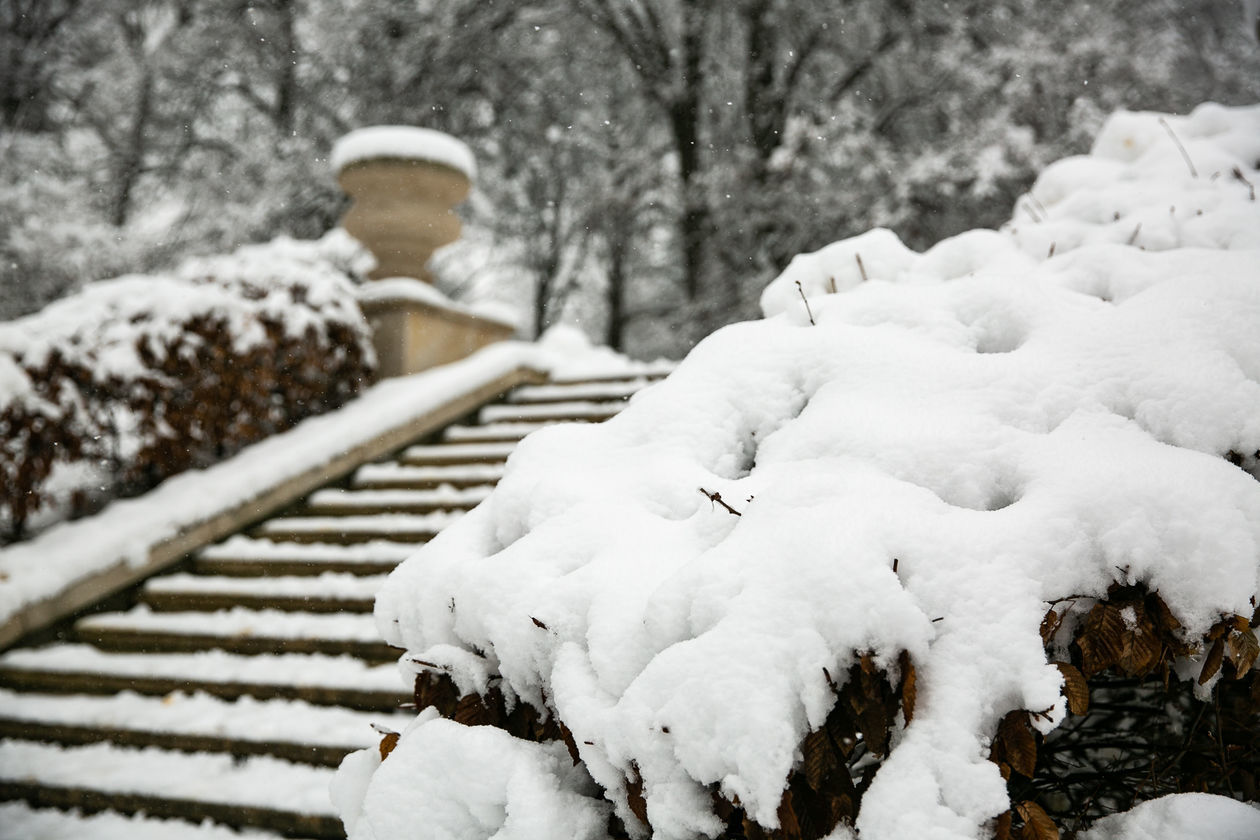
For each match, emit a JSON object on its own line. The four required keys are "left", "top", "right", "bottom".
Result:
{"left": 333, "top": 126, "right": 475, "bottom": 283}
{"left": 332, "top": 127, "right": 518, "bottom": 378}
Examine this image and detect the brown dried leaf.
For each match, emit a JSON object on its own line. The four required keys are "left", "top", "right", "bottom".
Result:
{"left": 900, "top": 652, "right": 918, "bottom": 726}
{"left": 802, "top": 727, "right": 836, "bottom": 792}
{"left": 994, "top": 810, "right": 1013, "bottom": 840}
{"left": 1053, "top": 662, "right": 1090, "bottom": 716}
{"left": 625, "top": 766, "right": 649, "bottom": 826}
{"left": 991, "top": 712, "right": 1038, "bottom": 779}
{"left": 453, "top": 692, "right": 501, "bottom": 727}
{"left": 1078, "top": 603, "right": 1125, "bottom": 676}
{"left": 559, "top": 722, "right": 581, "bottom": 765}
{"left": 1118, "top": 614, "right": 1163, "bottom": 677}
{"left": 378, "top": 731, "right": 400, "bottom": 761}
{"left": 776, "top": 787, "right": 804, "bottom": 840}
{"left": 1015, "top": 800, "right": 1059, "bottom": 840}
{"left": 1227, "top": 627, "right": 1260, "bottom": 679}
{"left": 1039, "top": 607, "right": 1065, "bottom": 647}
{"left": 1147, "top": 593, "right": 1183, "bottom": 637}
{"left": 1200, "top": 636, "right": 1226, "bottom": 685}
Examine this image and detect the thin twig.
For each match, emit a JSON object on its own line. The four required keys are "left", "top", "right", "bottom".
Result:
{"left": 855, "top": 253, "right": 869, "bottom": 283}
{"left": 1127, "top": 223, "right": 1142, "bottom": 246}
{"left": 1157, "top": 117, "right": 1197, "bottom": 178}
{"left": 794, "top": 280, "right": 815, "bottom": 325}
{"left": 1233, "top": 166, "right": 1256, "bottom": 201}
{"left": 698, "top": 487, "right": 742, "bottom": 516}
{"left": 1022, "top": 196, "right": 1044, "bottom": 222}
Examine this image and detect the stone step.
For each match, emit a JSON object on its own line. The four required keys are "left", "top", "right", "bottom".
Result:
{"left": 505, "top": 380, "right": 643, "bottom": 404}
{"left": 194, "top": 537, "right": 413, "bottom": 577}
{"left": 252, "top": 512, "right": 456, "bottom": 545}
{"left": 139, "top": 573, "right": 383, "bottom": 614}
{"left": 301, "top": 486, "right": 491, "bottom": 517}
{"left": 75, "top": 606, "right": 398, "bottom": 660}
{"left": 0, "top": 740, "right": 343, "bottom": 839}
{"left": 0, "top": 688, "right": 406, "bottom": 768}
{"left": 441, "top": 421, "right": 569, "bottom": 444}
{"left": 477, "top": 399, "right": 622, "bottom": 425}
{"left": 0, "top": 801, "right": 316, "bottom": 840}
{"left": 350, "top": 462, "right": 504, "bottom": 490}
{"left": 546, "top": 367, "right": 673, "bottom": 386}
{"left": 396, "top": 440, "right": 518, "bottom": 466}
{"left": 0, "top": 645, "right": 408, "bottom": 711}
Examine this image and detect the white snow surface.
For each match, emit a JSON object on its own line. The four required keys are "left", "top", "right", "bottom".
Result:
{"left": 1077, "top": 793, "right": 1260, "bottom": 840}
{"left": 143, "top": 572, "right": 385, "bottom": 599}
{"left": 340, "top": 103, "right": 1260, "bottom": 839}
{"left": 0, "top": 688, "right": 408, "bottom": 748}
{"left": 0, "top": 739, "right": 336, "bottom": 816}
{"left": 0, "top": 802, "right": 287, "bottom": 840}
{"left": 0, "top": 644, "right": 403, "bottom": 690}
{"left": 78, "top": 605, "right": 384, "bottom": 641}
{"left": 331, "top": 126, "right": 478, "bottom": 180}
{"left": 197, "top": 536, "right": 419, "bottom": 563}
{"left": 332, "top": 708, "right": 611, "bottom": 840}
{"left": 357, "top": 277, "right": 517, "bottom": 329}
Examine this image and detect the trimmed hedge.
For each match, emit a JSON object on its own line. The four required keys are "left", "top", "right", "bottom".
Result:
{"left": 0, "top": 232, "right": 376, "bottom": 543}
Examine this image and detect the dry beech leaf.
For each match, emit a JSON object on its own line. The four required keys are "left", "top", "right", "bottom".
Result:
{"left": 900, "top": 654, "right": 918, "bottom": 726}
{"left": 1118, "top": 615, "right": 1163, "bottom": 677}
{"left": 1199, "top": 635, "right": 1226, "bottom": 685}
{"left": 802, "top": 727, "right": 835, "bottom": 792}
{"left": 994, "top": 810, "right": 1013, "bottom": 840}
{"left": 1227, "top": 627, "right": 1259, "bottom": 678}
{"left": 1053, "top": 662, "right": 1089, "bottom": 716}
{"left": 1039, "top": 607, "right": 1065, "bottom": 647}
{"left": 1078, "top": 603, "right": 1125, "bottom": 675}
{"left": 1015, "top": 800, "right": 1059, "bottom": 840}
{"left": 625, "top": 766, "right": 649, "bottom": 826}
{"left": 992, "top": 711, "right": 1037, "bottom": 779}
{"left": 378, "top": 731, "right": 400, "bottom": 761}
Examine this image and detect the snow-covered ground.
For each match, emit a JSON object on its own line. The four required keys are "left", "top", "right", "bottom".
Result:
{"left": 336, "top": 103, "right": 1260, "bottom": 840}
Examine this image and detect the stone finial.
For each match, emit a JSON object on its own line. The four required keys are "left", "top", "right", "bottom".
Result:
{"left": 332, "top": 126, "right": 476, "bottom": 283}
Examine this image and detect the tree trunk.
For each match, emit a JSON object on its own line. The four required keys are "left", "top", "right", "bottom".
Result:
{"left": 273, "top": 0, "right": 297, "bottom": 135}
{"left": 110, "top": 62, "right": 153, "bottom": 227}
{"left": 674, "top": 0, "right": 706, "bottom": 300}
{"left": 605, "top": 231, "right": 627, "bottom": 351}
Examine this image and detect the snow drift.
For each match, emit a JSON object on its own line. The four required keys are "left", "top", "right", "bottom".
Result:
{"left": 338, "top": 103, "right": 1260, "bottom": 839}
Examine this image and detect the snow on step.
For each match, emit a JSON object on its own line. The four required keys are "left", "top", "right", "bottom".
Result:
{"left": 144, "top": 572, "right": 384, "bottom": 601}
{"left": 442, "top": 421, "right": 562, "bottom": 443}
{"left": 0, "top": 801, "right": 299, "bottom": 840}
{"left": 78, "top": 605, "right": 383, "bottom": 644}
{"left": 506, "top": 380, "right": 642, "bottom": 404}
{"left": 254, "top": 512, "right": 456, "bottom": 544}
{"left": 0, "top": 688, "right": 408, "bottom": 753}
{"left": 0, "top": 645, "right": 403, "bottom": 692}
{"left": 195, "top": 536, "right": 414, "bottom": 576}
{"left": 548, "top": 363, "right": 673, "bottom": 384}
{"left": 0, "top": 739, "right": 336, "bottom": 818}
{"left": 398, "top": 441, "right": 518, "bottom": 465}
{"left": 351, "top": 462, "right": 505, "bottom": 489}
{"left": 477, "top": 399, "right": 622, "bottom": 424}
{"left": 303, "top": 486, "right": 492, "bottom": 515}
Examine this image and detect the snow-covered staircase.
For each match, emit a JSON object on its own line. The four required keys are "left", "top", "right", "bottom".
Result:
{"left": 0, "top": 371, "right": 666, "bottom": 839}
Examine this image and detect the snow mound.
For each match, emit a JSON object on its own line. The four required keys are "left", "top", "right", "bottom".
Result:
{"left": 331, "top": 126, "right": 477, "bottom": 180}
{"left": 340, "top": 104, "right": 1260, "bottom": 839}
{"left": 1077, "top": 793, "right": 1260, "bottom": 840}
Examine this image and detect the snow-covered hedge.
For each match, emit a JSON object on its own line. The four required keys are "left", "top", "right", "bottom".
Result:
{"left": 0, "top": 232, "right": 376, "bottom": 542}
{"left": 336, "top": 104, "right": 1260, "bottom": 840}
